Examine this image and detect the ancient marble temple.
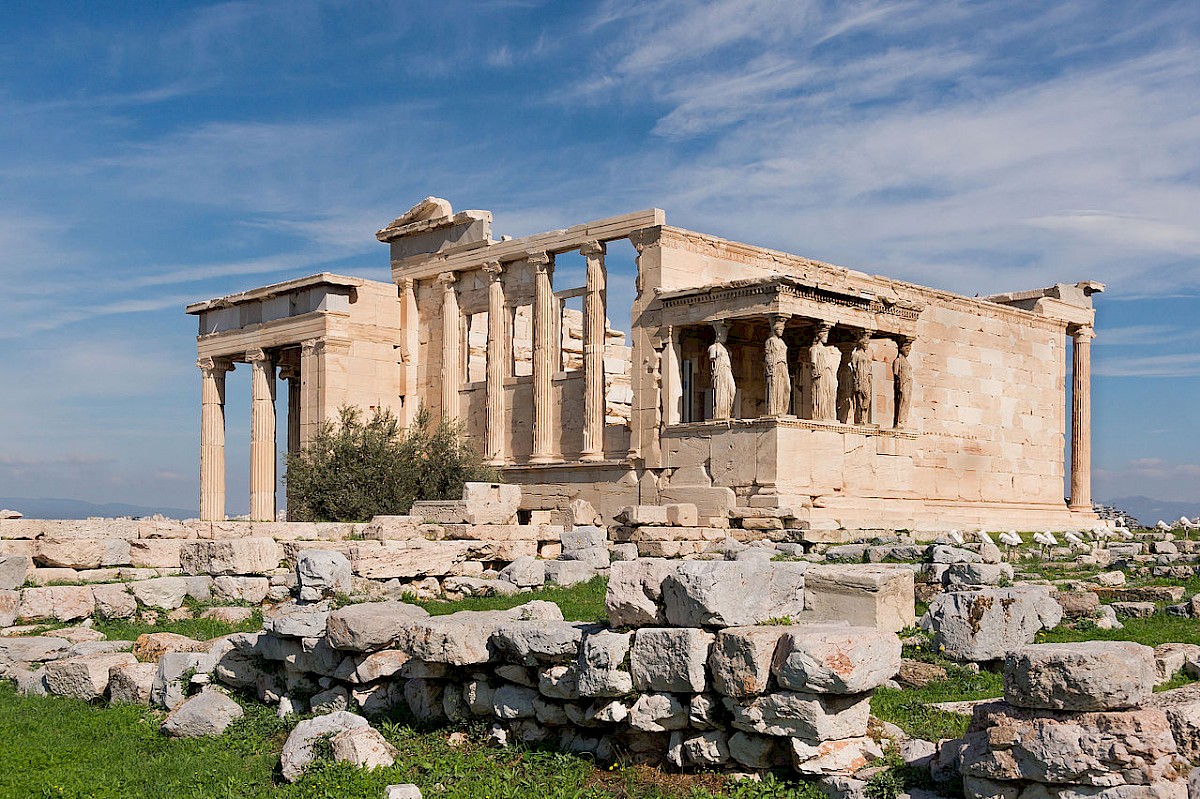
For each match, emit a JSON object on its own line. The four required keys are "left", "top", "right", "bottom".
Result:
{"left": 186, "top": 198, "right": 1102, "bottom": 532}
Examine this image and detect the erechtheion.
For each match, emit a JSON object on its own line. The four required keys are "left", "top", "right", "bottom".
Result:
{"left": 186, "top": 198, "right": 1103, "bottom": 533}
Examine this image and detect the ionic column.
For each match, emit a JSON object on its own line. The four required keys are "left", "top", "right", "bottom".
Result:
{"left": 398, "top": 278, "right": 420, "bottom": 427}
{"left": 198, "top": 357, "right": 232, "bottom": 521}
{"left": 580, "top": 240, "right": 607, "bottom": 461}
{"left": 483, "top": 260, "right": 507, "bottom": 466}
{"left": 439, "top": 272, "right": 461, "bottom": 423}
{"left": 1069, "top": 324, "right": 1095, "bottom": 510}
{"left": 279, "top": 365, "right": 301, "bottom": 458}
{"left": 529, "top": 250, "right": 556, "bottom": 464}
{"left": 247, "top": 348, "right": 277, "bottom": 521}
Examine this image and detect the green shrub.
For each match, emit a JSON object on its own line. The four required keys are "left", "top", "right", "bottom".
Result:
{"left": 284, "top": 405, "right": 498, "bottom": 522}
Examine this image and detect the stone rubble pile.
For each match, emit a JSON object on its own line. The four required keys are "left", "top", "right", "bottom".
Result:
{"left": 955, "top": 641, "right": 1192, "bottom": 799}
{"left": 1, "top": 558, "right": 913, "bottom": 783}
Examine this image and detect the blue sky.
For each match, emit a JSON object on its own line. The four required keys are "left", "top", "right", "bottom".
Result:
{"left": 0, "top": 0, "right": 1197, "bottom": 514}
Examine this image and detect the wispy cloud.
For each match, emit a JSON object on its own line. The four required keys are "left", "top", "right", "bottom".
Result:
{"left": 1093, "top": 352, "right": 1200, "bottom": 378}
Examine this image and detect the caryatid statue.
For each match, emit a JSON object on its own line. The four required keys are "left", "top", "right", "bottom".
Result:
{"left": 809, "top": 323, "right": 837, "bottom": 421}
{"left": 708, "top": 320, "right": 736, "bottom": 420}
{"left": 893, "top": 337, "right": 913, "bottom": 428}
{"left": 764, "top": 314, "right": 791, "bottom": 416}
{"left": 849, "top": 329, "right": 873, "bottom": 425}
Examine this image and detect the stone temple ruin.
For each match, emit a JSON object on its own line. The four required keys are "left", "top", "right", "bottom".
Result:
{"left": 186, "top": 197, "right": 1103, "bottom": 533}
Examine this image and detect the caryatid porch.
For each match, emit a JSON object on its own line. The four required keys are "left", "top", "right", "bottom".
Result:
{"left": 653, "top": 276, "right": 924, "bottom": 429}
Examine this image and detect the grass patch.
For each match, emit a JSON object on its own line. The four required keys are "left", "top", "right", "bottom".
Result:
{"left": 0, "top": 682, "right": 819, "bottom": 799}
{"left": 415, "top": 576, "right": 609, "bottom": 624}
{"left": 870, "top": 665, "right": 1002, "bottom": 741}
{"left": 1037, "top": 613, "right": 1200, "bottom": 647}
{"left": 93, "top": 604, "right": 264, "bottom": 642}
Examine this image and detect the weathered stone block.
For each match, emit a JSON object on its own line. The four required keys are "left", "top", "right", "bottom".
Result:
{"left": 295, "top": 549, "right": 351, "bottom": 601}
{"left": 499, "top": 556, "right": 545, "bottom": 588}
{"left": 491, "top": 621, "right": 594, "bottom": 665}
{"left": 91, "top": 584, "right": 136, "bottom": 619}
{"left": 212, "top": 576, "right": 270, "bottom": 604}
{"left": 0, "top": 555, "right": 33, "bottom": 590}
{"left": 773, "top": 627, "right": 901, "bottom": 694}
{"left": 129, "top": 539, "right": 183, "bottom": 569}
{"left": 577, "top": 630, "right": 633, "bottom": 698}
{"left": 18, "top": 585, "right": 94, "bottom": 621}
{"left": 662, "top": 561, "right": 806, "bottom": 628}
{"left": 181, "top": 538, "right": 281, "bottom": 576}
{"left": 630, "top": 627, "right": 713, "bottom": 693}
{"left": 922, "top": 586, "right": 1062, "bottom": 661}
{"left": 130, "top": 577, "right": 190, "bottom": 610}
{"left": 804, "top": 565, "right": 915, "bottom": 633}
{"left": 43, "top": 652, "right": 137, "bottom": 700}
{"left": 280, "top": 711, "right": 369, "bottom": 782}
{"left": 561, "top": 526, "right": 607, "bottom": 551}
{"left": 325, "top": 601, "right": 430, "bottom": 652}
{"left": 162, "top": 688, "right": 245, "bottom": 737}
{"left": 263, "top": 601, "right": 331, "bottom": 639}
{"left": 544, "top": 560, "right": 596, "bottom": 586}
{"left": 628, "top": 692, "right": 688, "bottom": 732}
{"left": 1003, "top": 642, "right": 1155, "bottom": 711}
{"left": 108, "top": 661, "right": 158, "bottom": 704}
{"left": 709, "top": 626, "right": 793, "bottom": 698}
{"left": 724, "top": 691, "right": 871, "bottom": 741}
{"left": 605, "top": 559, "right": 674, "bottom": 627}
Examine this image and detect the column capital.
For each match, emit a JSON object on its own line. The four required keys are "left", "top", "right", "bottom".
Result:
{"left": 245, "top": 348, "right": 271, "bottom": 364}
{"left": 437, "top": 271, "right": 458, "bottom": 288}
{"left": 628, "top": 227, "right": 661, "bottom": 254}
{"left": 397, "top": 277, "right": 415, "bottom": 293}
{"left": 197, "top": 356, "right": 233, "bottom": 373}
{"left": 526, "top": 250, "right": 552, "bottom": 271}
{"left": 894, "top": 335, "right": 914, "bottom": 354}
{"left": 482, "top": 260, "right": 505, "bottom": 280}
{"left": 278, "top": 364, "right": 299, "bottom": 381}
{"left": 579, "top": 239, "right": 605, "bottom": 257}
{"left": 1069, "top": 324, "right": 1096, "bottom": 342}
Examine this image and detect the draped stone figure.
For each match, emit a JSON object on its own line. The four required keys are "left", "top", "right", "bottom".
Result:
{"left": 708, "top": 321, "right": 736, "bottom": 420}
{"left": 850, "top": 330, "right": 873, "bottom": 425}
{"left": 893, "top": 337, "right": 913, "bottom": 428}
{"left": 764, "top": 314, "right": 791, "bottom": 416}
{"left": 808, "top": 323, "right": 837, "bottom": 421}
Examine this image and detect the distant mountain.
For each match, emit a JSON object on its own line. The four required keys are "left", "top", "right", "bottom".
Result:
{"left": 0, "top": 497, "right": 198, "bottom": 521}
{"left": 1103, "top": 495, "right": 1200, "bottom": 527}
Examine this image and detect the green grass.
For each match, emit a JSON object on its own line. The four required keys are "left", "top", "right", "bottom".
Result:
{"left": 415, "top": 576, "right": 610, "bottom": 624}
{"left": 1037, "top": 612, "right": 1200, "bottom": 647}
{"left": 93, "top": 608, "right": 264, "bottom": 643}
{"left": 0, "top": 682, "right": 820, "bottom": 799}
{"left": 870, "top": 665, "right": 1003, "bottom": 742}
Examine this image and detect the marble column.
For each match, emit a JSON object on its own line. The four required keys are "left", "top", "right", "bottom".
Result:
{"left": 1069, "top": 324, "right": 1095, "bottom": 510}
{"left": 247, "top": 348, "right": 277, "bottom": 522}
{"left": 580, "top": 240, "right": 607, "bottom": 461}
{"left": 278, "top": 364, "right": 300, "bottom": 519}
{"left": 483, "top": 260, "right": 507, "bottom": 466}
{"left": 529, "top": 250, "right": 556, "bottom": 464}
{"left": 198, "top": 357, "right": 232, "bottom": 521}
{"left": 439, "top": 272, "right": 461, "bottom": 423}
{"left": 398, "top": 278, "right": 420, "bottom": 427}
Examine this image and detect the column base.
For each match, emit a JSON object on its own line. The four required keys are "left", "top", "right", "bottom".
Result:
{"left": 528, "top": 455, "right": 559, "bottom": 465}
{"left": 579, "top": 451, "right": 604, "bottom": 463}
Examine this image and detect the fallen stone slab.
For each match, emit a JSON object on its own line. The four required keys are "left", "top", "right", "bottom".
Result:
{"left": 212, "top": 576, "right": 270, "bottom": 604}
{"left": 132, "top": 632, "right": 209, "bottom": 662}
{"left": 960, "top": 700, "right": 1186, "bottom": 787}
{"left": 1092, "top": 585, "right": 1185, "bottom": 603}
{"left": 544, "top": 560, "right": 596, "bottom": 586}
{"left": 406, "top": 602, "right": 564, "bottom": 666}
{"left": 491, "top": 621, "right": 596, "bottom": 665}
{"left": 91, "top": 584, "right": 136, "bottom": 619}
{"left": 262, "top": 601, "right": 331, "bottom": 639}
{"left": 661, "top": 560, "right": 806, "bottom": 628}
{"left": 161, "top": 688, "right": 245, "bottom": 737}
{"left": 724, "top": 691, "right": 872, "bottom": 741}
{"left": 773, "top": 627, "right": 901, "bottom": 694}
{"left": 803, "top": 565, "right": 916, "bottom": 633}
{"left": 181, "top": 538, "right": 281, "bottom": 576}
{"left": 605, "top": 559, "right": 675, "bottom": 627}
{"left": 296, "top": 549, "right": 352, "bottom": 601}
{"left": 1004, "top": 642, "right": 1156, "bottom": 711}
{"left": 630, "top": 627, "right": 714, "bottom": 693}
{"left": 1149, "top": 681, "right": 1200, "bottom": 764}
{"left": 1153, "top": 643, "right": 1200, "bottom": 682}
{"left": 130, "top": 577, "right": 190, "bottom": 610}
{"left": 43, "top": 652, "right": 137, "bottom": 700}
{"left": 791, "top": 735, "right": 885, "bottom": 776}
{"left": 348, "top": 540, "right": 493, "bottom": 580}
{"left": 200, "top": 606, "right": 254, "bottom": 624}
{"left": 280, "top": 710, "right": 370, "bottom": 782}
{"left": 0, "top": 636, "right": 70, "bottom": 665}
{"left": 443, "top": 576, "right": 520, "bottom": 597}
{"left": 18, "top": 585, "right": 94, "bottom": 622}
{"left": 922, "top": 586, "right": 1062, "bottom": 662}
{"left": 1111, "top": 601, "right": 1157, "bottom": 618}
{"left": 108, "top": 662, "right": 159, "bottom": 704}
{"left": 0, "top": 555, "right": 32, "bottom": 591}
{"left": 709, "top": 626, "right": 794, "bottom": 698}
{"left": 329, "top": 725, "right": 397, "bottom": 770}
{"left": 325, "top": 600, "right": 430, "bottom": 652}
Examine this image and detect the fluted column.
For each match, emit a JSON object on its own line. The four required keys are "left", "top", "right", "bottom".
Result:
{"left": 247, "top": 348, "right": 277, "bottom": 521}
{"left": 439, "top": 272, "right": 461, "bottom": 423}
{"left": 398, "top": 278, "right": 420, "bottom": 427}
{"left": 529, "top": 250, "right": 556, "bottom": 464}
{"left": 483, "top": 261, "right": 507, "bottom": 466}
{"left": 198, "top": 357, "right": 232, "bottom": 521}
{"left": 580, "top": 240, "right": 607, "bottom": 461}
{"left": 1069, "top": 324, "right": 1095, "bottom": 510}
